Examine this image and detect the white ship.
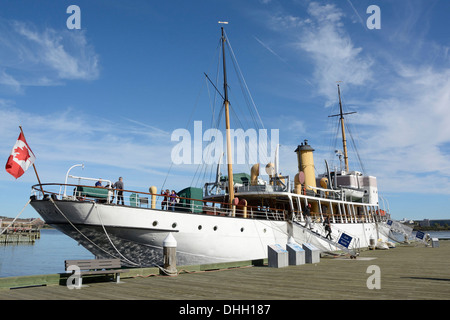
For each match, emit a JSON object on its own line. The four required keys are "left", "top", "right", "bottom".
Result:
{"left": 30, "top": 27, "right": 398, "bottom": 268}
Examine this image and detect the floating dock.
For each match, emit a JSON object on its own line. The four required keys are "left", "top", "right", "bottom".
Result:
{"left": 0, "top": 241, "right": 449, "bottom": 300}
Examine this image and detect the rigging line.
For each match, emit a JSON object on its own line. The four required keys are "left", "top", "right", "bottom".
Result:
{"left": 227, "top": 41, "right": 263, "bottom": 133}
{"left": 161, "top": 77, "right": 206, "bottom": 191}
{"left": 204, "top": 73, "right": 225, "bottom": 101}
{"left": 226, "top": 78, "right": 272, "bottom": 170}
{"left": 205, "top": 74, "right": 220, "bottom": 186}
{"left": 224, "top": 71, "right": 271, "bottom": 167}
{"left": 338, "top": 90, "right": 365, "bottom": 173}
{"left": 191, "top": 76, "right": 216, "bottom": 188}
{"left": 162, "top": 38, "right": 222, "bottom": 191}
{"left": 228, "top": 102, "right": 257, "bottom": 174}
{"left": 347, "top": 121, "right": 366, "bottom": 174}
{"left": 191, "top": 103, "right": 225, "bottom": 188}
{"left": 225, "top": 30, "right": 265, "bottom": 130}
{"left": 0, "top": 199, "right": 31, "bottom": 236}
{"left": 329, "top": 109, "right": 341, "bottom": 168}
{"left": 191, "top": 41, "right": 228, "bottom": 188}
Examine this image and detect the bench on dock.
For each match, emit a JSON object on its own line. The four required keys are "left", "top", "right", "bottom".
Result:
{"left": 65, "top": 258, "right": 128, "bottom": 287}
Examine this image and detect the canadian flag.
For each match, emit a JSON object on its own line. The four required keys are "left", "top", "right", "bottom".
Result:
{"left": 5, "top": 132, "right": 36, "bottom": 179}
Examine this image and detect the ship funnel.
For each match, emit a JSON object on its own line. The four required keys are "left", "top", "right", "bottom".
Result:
{"left": 251, "top": 163, "right": 260, "bottom": 186}
{"left": 294, "top": 140, "right": 316, "bottom": 193}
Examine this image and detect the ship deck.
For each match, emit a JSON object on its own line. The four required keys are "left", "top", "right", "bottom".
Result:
{"left": 1, "top": 240, "right": 449, "bottom": 301}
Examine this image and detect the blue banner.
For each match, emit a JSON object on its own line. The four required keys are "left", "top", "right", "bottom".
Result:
{"left": 338, "top": 233, "right": 353, "bottom": 248}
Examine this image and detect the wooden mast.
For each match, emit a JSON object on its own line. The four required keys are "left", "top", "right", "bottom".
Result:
{"left": 329, "top": 84, "right": 356, "bottom": 173}
{"left": 221, "top": 25, "right": 235, "bottom": 204}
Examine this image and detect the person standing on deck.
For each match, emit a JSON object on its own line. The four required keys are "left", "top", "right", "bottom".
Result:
{"left": 113, "top": 177, "right": 124, "bottom": 205}
{"left": 169, "top": 190, "right": 177, "bottom": 211}
{"left": 161, "top": 189, "right": 169, "bottom": 210}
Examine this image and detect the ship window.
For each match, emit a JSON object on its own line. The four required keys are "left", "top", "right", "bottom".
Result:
{"left": 213, "top": 226, "right": 218, "bottom": 231}
{"left": 198, "top": 225, "right": 202, "bottom": 230}
{"left": 172, "top": 223, "right": 177, "bottom": 228}
{"left": 152, "top": 221, "right": 158, "bottom": 227}
{"left": 240, "top": 227, "right": 244, "bottom": 232}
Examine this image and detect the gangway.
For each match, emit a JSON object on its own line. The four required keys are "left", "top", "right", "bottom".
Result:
{"left": 293, "top": 220, "right": 360, "bottom": 259}
{"left": 381, "top": 219, "right": 415, "bottom": 243}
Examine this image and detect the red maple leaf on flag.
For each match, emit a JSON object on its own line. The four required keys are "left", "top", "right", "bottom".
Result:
{"left": 5, "top": 131, "right": 36, "bottom": 179}
{"left": 14, "top": 146, "right": 31, "bottom": 161}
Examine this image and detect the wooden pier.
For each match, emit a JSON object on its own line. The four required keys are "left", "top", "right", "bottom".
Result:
{"left": 0, "top": 240, "right": 449, "bottom": 300}
{"left": 0, "top": 230, "right": 40, "bottom": 244}
{"left": 0, "top": 217, "right": 43, "bottom": 244}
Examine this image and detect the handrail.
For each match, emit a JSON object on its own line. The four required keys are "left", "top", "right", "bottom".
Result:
{"left": 31, "top": 182, "right": 387, "bottom": 224}
{"left": 30, "top": 183, "right": 288, "bottom": 218}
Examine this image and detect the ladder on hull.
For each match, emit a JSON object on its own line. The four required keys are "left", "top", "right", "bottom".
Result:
{"left": 293, "top": 220, "right": 360, "bottom": 258}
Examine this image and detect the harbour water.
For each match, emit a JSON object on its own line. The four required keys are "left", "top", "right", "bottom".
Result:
{"left": 0, "top": 228, "right": 449, "bottom": 279}
{"left": 0, "top": 228, "right": 93, "bottom": 278}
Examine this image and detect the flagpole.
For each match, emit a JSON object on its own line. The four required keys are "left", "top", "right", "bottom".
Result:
{"left": 19, "top": 126, "right": 45, "bottom": 196}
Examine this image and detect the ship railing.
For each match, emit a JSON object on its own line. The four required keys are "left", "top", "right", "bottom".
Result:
{"left": 292, "top": 205, "right": 388, "bottom": 225}
{"left": 30, "top": 183, "right": 287, "bottom": 221}
{"left": 204, "top": 181, "right": 288, "bottom": 197}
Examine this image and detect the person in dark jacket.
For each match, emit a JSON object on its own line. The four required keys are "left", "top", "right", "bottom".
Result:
{"left": 324, "top": 214, "right": 332, "bottom": 240}
{"left": 113, "top": 177, "right": 124, "bottom": 205}
{"left": 304, "top": 203, "right": 312, "bottom": 229}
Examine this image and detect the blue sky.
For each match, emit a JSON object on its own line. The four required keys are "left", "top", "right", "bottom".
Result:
{"left": 1, "top": 0, "right": 449, "bottom": 221}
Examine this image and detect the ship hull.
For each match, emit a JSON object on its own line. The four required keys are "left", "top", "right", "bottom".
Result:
{"left": 31, "top": 199, "right": 388, "bottom": 267}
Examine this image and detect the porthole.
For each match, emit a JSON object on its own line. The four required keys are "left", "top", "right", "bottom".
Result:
{"left": 172, "top": 222, "right": 177, "bottom": 228}
{"left": 152, "top": 221, "right": 158, "bottom": 227}
{"left": 240, "top": 227, "right": 244, "bottom": 232}
{"left": 213, "top": 226, "right": 218, "bottom": 231}
{"left": 198, "top": 225, "right": 202, "bottom": 230}
{"left": 263, "top": 228, "right": 267, "bottom": 233}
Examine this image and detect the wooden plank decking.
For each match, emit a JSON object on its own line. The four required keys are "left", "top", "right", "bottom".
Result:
{"left": 1, "top": 241, "right": 449, "bottom": 301}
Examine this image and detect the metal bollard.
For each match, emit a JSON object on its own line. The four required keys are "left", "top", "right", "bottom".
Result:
{"left": 161, "top": 232, "right": 177, "bottom": 276}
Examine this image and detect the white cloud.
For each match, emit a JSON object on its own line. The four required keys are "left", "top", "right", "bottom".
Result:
{"left": 358, "top": 65, "right": 450, "bottom": 192}
{"left": 0, "top": 19, "right": 99, "bottom": 93}
{"left": 297, "top": 2, "right": 373, "bottom": 105}
{"left": 0, "top": 105, "right": 176, "bottom": 189}
{"left": 263, "top": 2, "right": 373, "bottom": 105}
{"left": 0, "top": 70, "right": 22, "bottom": 93}
{"left": 260, "top": 1, "right": 450, "bottom": 195}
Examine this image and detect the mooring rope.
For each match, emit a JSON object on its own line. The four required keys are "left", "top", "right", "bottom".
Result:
{"left": 93, "top": 203, "right": 140, "bottom": 267}
{"left": 49, "top": 197, "right": 117, "bottom": 259}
